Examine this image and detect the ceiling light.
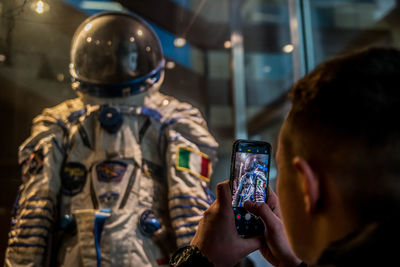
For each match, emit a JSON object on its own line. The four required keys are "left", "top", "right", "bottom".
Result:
{"left": 224, "top": 40, "right": 231, "bottom": 49}
{"left": 31, "top": 0, "right": 49, "bottom": 14}
{"left": 57, "top": 73, "right": 65, "bottom": 82}
{"left": 174, "top": 37, "right": 186, "bottom": 47}
{"left": 166, "top": 61, "right": 176, "bottom": 69}
{"left": 263, "top": 66, "right": 272, "bottom": 73}
{"left": 282, "top": 44, "right": 294, "bottom": 53}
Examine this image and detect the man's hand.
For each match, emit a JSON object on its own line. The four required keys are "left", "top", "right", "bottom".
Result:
{"left": 244, "top": 188, "right": 301, "bottom": 267}
{"left": 191, "top": 181, "right": 261, "bottom": 267}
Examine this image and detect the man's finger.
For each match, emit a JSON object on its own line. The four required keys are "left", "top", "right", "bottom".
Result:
{"left": 266, "top": 187, "right": 281, "bottom": 218}
{"left": 267, "top": 186, "right": 278, "bottom": 205}
{"left": 240, "top": 236, "right": 262, "bottom": 257}
{"left": 244, "top": 201, "right": 279, "bottom": 229}
{"left": 216, "top": 180, "right": 232, "bottom": 209}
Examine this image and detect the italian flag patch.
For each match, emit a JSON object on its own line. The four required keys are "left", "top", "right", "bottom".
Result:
{"left": 176, "top": 146, "right": 211, "bottom": 182}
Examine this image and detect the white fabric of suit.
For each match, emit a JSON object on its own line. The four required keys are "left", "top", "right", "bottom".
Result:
{"left": 5, "top": 80, "right": 218, "bottom": 267}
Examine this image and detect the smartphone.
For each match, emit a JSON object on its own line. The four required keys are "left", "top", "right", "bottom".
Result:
{"left": 230, "top": 139, "right": 271, "bottom": 237}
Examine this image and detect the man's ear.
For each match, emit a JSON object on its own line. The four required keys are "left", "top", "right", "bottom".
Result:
{"left": 292, "top": 156, "right": 320, "bottom": 214}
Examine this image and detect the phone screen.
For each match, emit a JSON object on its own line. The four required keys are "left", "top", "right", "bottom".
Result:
{"left": 230, "top": 140, "right": 271, "bottom": 237}
{"left": 232, "top": 152, "right": 269, "bottom": 207}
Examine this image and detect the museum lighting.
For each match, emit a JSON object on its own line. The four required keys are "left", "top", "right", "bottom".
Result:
{"left": 84, "top": 23, "right": 92, "bottom": 31}
{"left": 282, "top": 44, "right": 294, "bottom": 53}
{"left": 57, "top": 73, "right": 65, "bottom": 82}
{"left": 224, "top": 40, "right": 231, "bottom": 49}
{"left": 166, "top": 61, "right": 176, "bottom": 69}
{"left": 263, "top": 65, "right": 272, "bottom": 73}
{"left": 31, "top": 0, "right": 49, "bottom": 14}
{"left": 174, "top": 37, "right": 186, "bottom": 47}
{"left": 80, "top": 1, "right": 124, "bottom": 11}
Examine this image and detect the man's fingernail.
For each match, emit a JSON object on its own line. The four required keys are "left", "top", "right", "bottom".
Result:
{"left": 216, "top": 183, "right": 222, "bottom": 191}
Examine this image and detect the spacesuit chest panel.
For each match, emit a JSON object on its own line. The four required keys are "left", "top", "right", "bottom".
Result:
{"left": 55, "top": 105, "right": 173, "bottom": 266}
{"left": 63, "top": 111, "right": 148, "bottom": 208}
{"left": 138, "top": 160, "right": 167, "bottom": 211}
{"left": 138, "top": 121, "right": 167, "bottom": 211}
{"left": 91, "top": 159, "right": 136, "bottom": 209}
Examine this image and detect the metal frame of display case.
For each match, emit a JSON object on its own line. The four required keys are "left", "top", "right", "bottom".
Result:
{"left": 231, "top": 0, "right": 315, "bottom": 138}
{"left": 230, "top": 0, "right": 248, "bottom": 140}
{"left": 288, "top": 0, "right": 315, "bottom": 81}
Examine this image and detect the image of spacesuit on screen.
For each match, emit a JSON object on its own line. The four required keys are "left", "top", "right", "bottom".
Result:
{"left": 232, "top": 153, "right": 269, "bottom": 207}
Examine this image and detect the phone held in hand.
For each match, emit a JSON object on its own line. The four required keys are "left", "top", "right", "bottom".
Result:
{"left": 230, "top": 139, "right": 271, "bottom": 237}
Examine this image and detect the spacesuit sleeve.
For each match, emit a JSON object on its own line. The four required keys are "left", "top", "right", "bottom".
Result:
{"left": 163, "top": 107, "right": 218, "bottom": 247}
{"left": 5, "top": 116, "right": 65, "bottom": 267}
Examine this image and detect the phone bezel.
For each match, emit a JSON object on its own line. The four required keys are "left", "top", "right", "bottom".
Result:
{"left": 229, "top": 139, "right": 272, "bottom": 237}
{"left": 230, "top": 139, "right": 271, "bottom": 196}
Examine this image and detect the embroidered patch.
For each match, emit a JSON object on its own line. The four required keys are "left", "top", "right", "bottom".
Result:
{"left": 176, "top": 146, "right": 211, "bottom": 182}
{"left": 96, "top": 161, "right": 127, "bottom": 183}
{"left": 61, "top": 162, "right": 87, "bottom": 196}
{"left": 21, "top": 150, "right": 44, "bottom": 182}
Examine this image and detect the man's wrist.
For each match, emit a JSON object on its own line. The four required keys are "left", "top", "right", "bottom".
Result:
{"left": 170, "top": 245, "right": 213, "bottom": 267}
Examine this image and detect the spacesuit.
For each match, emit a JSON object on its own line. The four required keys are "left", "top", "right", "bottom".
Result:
{"left": 5, "top": 12, "right": 218, "bottom": 267}
{"left": 233, "top": 161, "right": 267, "bottom": 207}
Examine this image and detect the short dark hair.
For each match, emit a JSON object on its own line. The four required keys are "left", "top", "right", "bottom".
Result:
{"left": 284, "top": 47, "right": 400, "bottom": 222}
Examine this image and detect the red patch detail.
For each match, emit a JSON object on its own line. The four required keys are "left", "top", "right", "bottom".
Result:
{"left": 200, "top": 157, "right": 210, "bottom": 178}
{"left": 156, "top": 257, "right": 169, "bottom": 265}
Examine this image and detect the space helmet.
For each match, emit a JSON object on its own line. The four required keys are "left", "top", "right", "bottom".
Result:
{"left": 70, "top": 11, "right": 165, "bottom": 98}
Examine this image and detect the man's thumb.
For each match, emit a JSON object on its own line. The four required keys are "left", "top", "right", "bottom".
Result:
{"left": 244, "top": 201, "right": 279, "bottom": 229}
{"left": 216, "top": 180, "right": 232, "bottom": 208}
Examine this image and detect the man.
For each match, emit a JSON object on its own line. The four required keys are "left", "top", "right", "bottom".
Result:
{"left": 170, "top": 47, "right": 400, "bottom": 266}
{"left": 5, "top": 12, "right": 218, "bottom": 266}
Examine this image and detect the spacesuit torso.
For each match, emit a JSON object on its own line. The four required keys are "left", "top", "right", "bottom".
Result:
{"left": 234, "top": 165, "right": 267, "bottom": 207}
{"left": 5, "top": 88, "right": 218, "bottom": 267}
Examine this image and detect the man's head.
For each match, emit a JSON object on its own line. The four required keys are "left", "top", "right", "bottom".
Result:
{"left": 276, "top": 47, "right": 400, "bottom": 262}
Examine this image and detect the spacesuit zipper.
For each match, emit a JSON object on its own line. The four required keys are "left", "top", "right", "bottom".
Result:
{"left": 119, "top": 166, "right": 139, "bottom": 209}
{"left": 78, "top": 122, "right": 92, "bottom": 149}
{"left": 90, "top": 174, "right": 99, "bottom": 209}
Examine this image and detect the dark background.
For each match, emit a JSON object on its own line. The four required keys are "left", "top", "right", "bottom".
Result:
{"left": 1, "top": 0, "right": 399, "bottom": 265}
